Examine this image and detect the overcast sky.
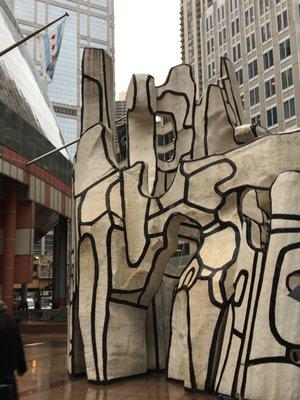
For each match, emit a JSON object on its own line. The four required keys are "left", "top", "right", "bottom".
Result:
{"left": 114, "top": 0, "right": 181, "bottom": 99}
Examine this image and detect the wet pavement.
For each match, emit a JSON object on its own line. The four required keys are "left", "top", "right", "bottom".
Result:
{"left": 18, "top": 333, "right": 217, "bottom": 400}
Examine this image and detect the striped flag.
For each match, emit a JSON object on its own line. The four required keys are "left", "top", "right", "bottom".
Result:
{"left": 39, "top": 18, "right": 66, "bottom": 84}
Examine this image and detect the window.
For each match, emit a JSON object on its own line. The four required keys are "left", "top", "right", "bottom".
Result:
{"left": 267, "top": 106, "right": 278, "bottom": 127}
{"left": 281, "top": 67, "right": 293, "bottom": 90}
{"left": 250, "top": 87, "right": 260, "bottom": 107}
{"left": 230, "top": 0, "right": 238, "bottom": 12}
{"left": 25, "top": 38, "right": 34, "bottom": 58}
{"left": 53, "top": 106, "right": 77, "bottom": 116}
{"left": 47, "top": 7, "right": 78, "bottom": 106}
{"left": 284, "top": 98, "right": 295, "bottom": 119}
{"left": 261, "top": 22, "right": 271, "bottom": 42}
{"left": 263, "top": 49, "right": 274, "bottom": 69}
{"left": 56, "top": 116, "right": 78, "bottom": 158}
{"left": 80, "top": 14, "right": 88, "bottom": 36}
{"left": 219, "top": 28, "right": 227, "bottom": 45}
{"left": 158, "top": 150, "right": 174, "bottom": 161}
{"left": 206, "top": 14, "right": 213, "bottom": 31}
{"left": 280, "top": 38, "right": 291, "bottom": 60}
{"left": 235, "top": 68, "right": 243, "bottom": 86}
{"left": 248, "top": 59, "right": 258, "bottom": 79}
{"left": 90, "top": 16, "right": 107, "bottom": 41}
{"left": 246, "top": 33, "right": 256, "bottom": 52}
{"left": 37, "top": 1, "right": 45, "bottom": 24}
{"left": 265, "top": 77, "right": 276, "bottom": 98}
{"left": 208, "top": 61, "right": 215, "bottom": 79}
{"left": 221, "top": 4, "right": 225, "bottom": 19}
{"left": 91, "top": 0, "right": 108, "bottom": 6}
{"left": 207, "top": 37, "right": 214, "bottom": 54}
{"left": 251, "top": 114, "right": 261, "bottom": 125}
{"left": 233, "top": 43, "right": 241, "bottom": 62}
{"left": 245, "top": 7, "right": 254, "bottom": 26}
{"left": 240, "top": 93, "right": 245, "bottom": 108}
{"left": 157, "top": 130, "right": 174, "bottom": 147}
{"left": 260, "top": 0, "right": 270, "bottom": 15}
{"left": 231, "top": 18, "right": 240, "bottom": 36}
{"left": 277, "top": 10, "right": 288, "bottom": 32}
{"left": 218, "top": 6, "right": 225, "bottom": 22}
{"left": 14, "top": 0, "right": 34, "bottom": 22}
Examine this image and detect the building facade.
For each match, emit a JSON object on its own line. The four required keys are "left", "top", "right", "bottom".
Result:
{"left": 180, "top": 0, "right": 202, "bottom": 98}
{"left": 180, "top": 0, "right": 300, "bottom": 132}
{"left": 115, "top": 99, "right": 126, "bottom": 126}
{"left": 8, "top": 0, "right": 114, "bottom": 158}
{"left": 0, "top": 0, "right": 72, "bottom": 312}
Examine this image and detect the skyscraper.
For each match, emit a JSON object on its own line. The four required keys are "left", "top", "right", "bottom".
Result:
{"left": 115, "top": 100, "right": 126, "bottom": 126}
{"left": 180, "top": 0, "right": 300, "bottom": 132}
{"left": 180, "top": 0, "right": 202, "bottom": 98}
{"left": 8, "top": 0, "right": 114, "bottom": 157}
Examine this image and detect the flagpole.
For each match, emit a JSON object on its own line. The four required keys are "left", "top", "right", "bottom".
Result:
{"left": 26, "top": 138, "right": 79, "bottom": 166}
{"left": 0, "top": 12, "right": 69, "bottom": 58}
{"left": 26, "top": 116, "right": 127, "bottom": 166}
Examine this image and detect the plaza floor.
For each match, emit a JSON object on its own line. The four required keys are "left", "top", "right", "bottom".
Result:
{"left": 18, "top": 333, "right": 218, "bottom": 400}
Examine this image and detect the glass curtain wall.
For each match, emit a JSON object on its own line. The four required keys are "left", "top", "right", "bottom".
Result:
{"left": 11, "top": 0, "right": 114, "bottom": 159}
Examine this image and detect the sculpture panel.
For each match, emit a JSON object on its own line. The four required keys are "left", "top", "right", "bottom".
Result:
{"left": 69, "top": 48, "right": 300, "bottom": 399}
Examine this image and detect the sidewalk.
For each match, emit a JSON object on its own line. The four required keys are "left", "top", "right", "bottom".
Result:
{"left": 18, "top": 333, "right": 217, "bottom": 400}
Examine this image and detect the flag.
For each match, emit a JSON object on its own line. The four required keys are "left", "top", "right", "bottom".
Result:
{"left": 39, "top": 18, "right": 66, "bottom": 84}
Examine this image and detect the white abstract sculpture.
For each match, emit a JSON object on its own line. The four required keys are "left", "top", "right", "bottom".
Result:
{"left": 68, "top": 48, "right": 300, "bottom": 400}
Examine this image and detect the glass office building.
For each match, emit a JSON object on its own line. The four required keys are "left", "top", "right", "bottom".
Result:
{"left": 8, "top": 0, "right": 114, "bottom": 158}
{"left": 0, "top": 0, "right": 72, "bottom": 312}
{"left": 0, "top": 0, "right": 70, "bottom": 178}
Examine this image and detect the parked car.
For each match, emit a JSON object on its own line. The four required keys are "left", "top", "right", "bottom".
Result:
{"left": 27, "top": 298, "right": 35, "bottom": 309}
{"left": 41, "top": 297, "right": 52, "bottom": 309}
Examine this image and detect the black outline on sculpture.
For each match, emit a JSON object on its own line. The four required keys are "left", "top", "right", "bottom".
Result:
{"left": 68, "top": 48, "right": 300, "bottom": 400}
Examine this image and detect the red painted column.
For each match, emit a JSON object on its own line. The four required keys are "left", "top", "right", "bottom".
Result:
{"left": 2, "top": 179, "right": 17, "bottom": 315}
{"left": 14, "top": 201, "right": 35, "bottom": 284}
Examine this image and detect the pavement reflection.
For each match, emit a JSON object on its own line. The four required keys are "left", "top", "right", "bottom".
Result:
{"left": 18, "top": 334, "right": 217, "bottom": 400}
